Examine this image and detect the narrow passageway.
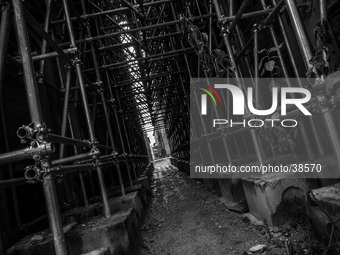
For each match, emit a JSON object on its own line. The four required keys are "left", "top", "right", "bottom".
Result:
{"left": 139, "top": 159, "right": 275, "bottom": 255}
{"left": 2, "top": 0, "right": 340, "bottom": 254}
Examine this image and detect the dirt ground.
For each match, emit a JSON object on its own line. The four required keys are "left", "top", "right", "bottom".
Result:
{"left": 139, "top": 159, "right": 330, "bottom": 255}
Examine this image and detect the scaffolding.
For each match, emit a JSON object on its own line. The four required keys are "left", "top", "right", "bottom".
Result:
{"left": 1, "top": 0, "right": 340, "bottom": 254}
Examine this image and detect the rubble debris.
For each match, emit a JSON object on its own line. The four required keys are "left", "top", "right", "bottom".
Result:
{"left": 30, "top": 235, "right": 44, "bottom": 244}
{"left": 140, "top": 161, "right": 333, "bottom": 255}
{"left": 249, "top": 244, "right": 266, "bottom": 253}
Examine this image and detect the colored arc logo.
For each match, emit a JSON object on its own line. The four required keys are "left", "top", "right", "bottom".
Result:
{"left": 198, "top": 83, "right": 222, "bottom": 106}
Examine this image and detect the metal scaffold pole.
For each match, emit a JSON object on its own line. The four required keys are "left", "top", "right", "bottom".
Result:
{"left": 212, "top": 0, "right": 265, "bottom": 165}
{"left": 12, "top": 0, "right": 68, "bottom": 254}
{"left": 61, "top": 0, "right": 111, "bottom": 219}
{"left": 284, "top": 0, "right": 340, "bottom": 169}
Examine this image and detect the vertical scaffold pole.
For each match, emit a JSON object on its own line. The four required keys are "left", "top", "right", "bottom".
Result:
{"left": 12, "top": 0, "right": 68, "bottom": 254}
{"left": 284, "top": 0, "right": 340, "bottom": 169}
{"left": 61, "top": 0, "right": 111, "bottom": 218}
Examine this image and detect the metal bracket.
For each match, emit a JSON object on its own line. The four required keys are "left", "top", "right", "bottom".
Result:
{"left": 68, "top": 46, "right": 78, "bottom": 55}
{"left": 93, "top": 80, "right": 104, "bottom": 94}
{"left": 111, "top": 150, "right": 119, "bottom": 158}
{"left": 108, "top": 98, "right": 117, "bottom": 109}
{"left": 0, "top": 1, "right": 10, "bottom": 12}
{"left": 88, "top": 140, "right": 99, "bottom": 154}
{"left": 24, "top": 157, "right": 59, "bottom": 183}
{"left": 24, "top": 163, "right": 46, "bottom": 184}
{"left": 71, "top": 55, "right": 82, "bottom": 65}
{"left": 90, "top": 147, "right": 101, "bottom": 159}
{"left": 69, "top": 47, "right": 81, "bottom": 65}
{"left": 36, "top": 72, "right": 45, "bottom": 83}
{"left": 29, "top": 141, "right": 55, "bottom": 161}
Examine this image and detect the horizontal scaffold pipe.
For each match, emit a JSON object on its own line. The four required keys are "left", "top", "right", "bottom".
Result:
{"left": 98, "top": 32, "right": 180, "bottom": 51}
{"left": 56, "top": 163, "right": 94, "bottom": 175}
{"left": 0, "top": 178, "right": 26, "bottom": 188}
{"left": 52, "top": 151, "right": 100, "bottom": 166}
{"left": 46, "top": 134, "right": 113, "bottom": 153}
{"left": 0, "top": 143, "right": 54, "bottom": 166}
{"left": 220, "top": 3, "right": 308, "bottom": 23}
{"left": 24, "top": 8, "right": 73, "bottom": 65}
{"left": 22, "top": 7, "right": 96, "bottom": 89}
{"left": 121, "top": 83, "right": 177, "bottom": 97}
{"left": 47, "top": 133, "right": 90, "bottom": 147}
{"left": 116, "top": 70, "right": 186, "bottom": 87}
{"left": 57, "top": 14, "right": 213, "bottom": 47}
{"left": 32, "top": 32, "right": 182, "bottom": 61}
{"left": 31, "top": 48, "right": 74, "bottom": 62}
{"left": 82, "top": 48, "right": 193, "bottom": 73}
{"left": 51, "top": 0, "right": 175, "bottom": 25}
{"left": 97, "top": 144, "right": 114, "bottom": 151}
{"left": 77, "top": 153, "right": 116, "bottom": 164}
{"left": 100, "top": 161, "right": 117, "bottom": 168}
{"left": 126, "top": 104, "right": 184, "bottom": 114}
